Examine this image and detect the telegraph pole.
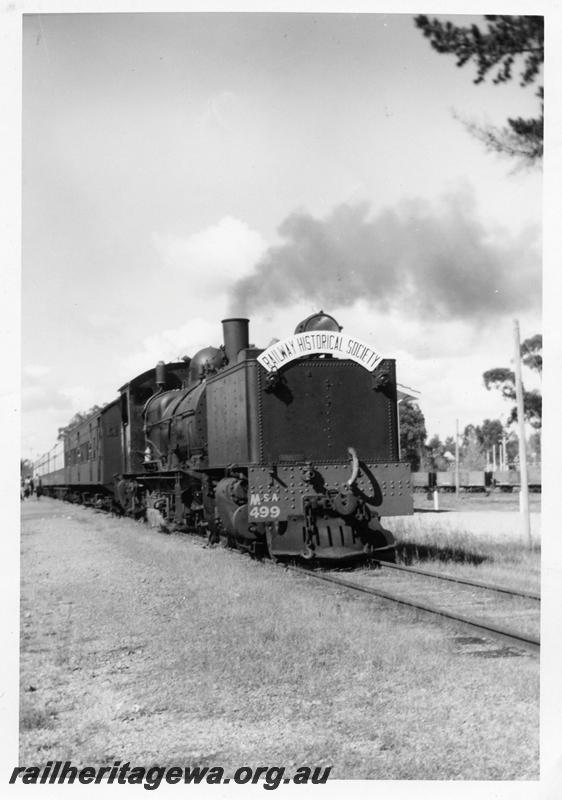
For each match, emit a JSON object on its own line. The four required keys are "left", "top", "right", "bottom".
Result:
{"left": 513, "top": 320, "right": 532, "bottom": 547}
{"left": 455, "top": 418, "right": 460, "bottom": 500}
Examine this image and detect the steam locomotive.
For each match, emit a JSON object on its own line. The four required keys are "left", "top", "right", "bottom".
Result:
{"left": 33, "top": 312, "right": 413, "bottom": 562}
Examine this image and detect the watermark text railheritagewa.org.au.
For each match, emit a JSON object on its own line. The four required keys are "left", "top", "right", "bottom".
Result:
{"left": 9, "top": 761, "right": 332, "bottom": 790}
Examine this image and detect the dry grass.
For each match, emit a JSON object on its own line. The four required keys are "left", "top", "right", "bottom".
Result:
{"left": 20, "top": 500, "right": 539, "bottom": 780}
{"left": 390, "top": 515, "right": 541, "bottom": 594}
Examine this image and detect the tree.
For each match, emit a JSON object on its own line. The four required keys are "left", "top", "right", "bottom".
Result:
{"left": 483, "top": 334, "right": 542, "bottom": 428}
{"left": 426, "top": 435, "right": 446, "bottom": 471}
{"left": 474, "top": 418, "right": 503, "bottom": 451}
{"left": 443, "top": 436, "right": 456, "bottom": 456}
{"left": 20, "top": 458, "right": 33, "bottom": 478}
{"left": 528, "top": 430, "right": 541, "bottom": 463}
{"left": 414, "top": 15, "right": 543, "bottom": 165}
{"left": 399, "top": 401, "right": 427, "bottom": 470}
{"left": 460, "top": 425, "right": 486, "bottom": 470}
{"left": 505, "top": 431, "right": 521, "bottom": 467}
{"left": 520, "top": 333, "right": 542, "bottom": 375}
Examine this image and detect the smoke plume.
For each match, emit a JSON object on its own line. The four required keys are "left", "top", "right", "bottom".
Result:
{"left": 230, "top": 189, "right": 541, "bottom": 321}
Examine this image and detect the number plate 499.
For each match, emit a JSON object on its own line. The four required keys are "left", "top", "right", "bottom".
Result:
{"left": 248, "top": 491, "right": 282, "bottom": 520}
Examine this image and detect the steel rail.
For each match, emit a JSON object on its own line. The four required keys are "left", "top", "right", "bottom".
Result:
{"left": 376, "top": 561, "right": 540, "bottom": 600}
{"left": 285, "top": 565, "right": 540, "bottom": 655}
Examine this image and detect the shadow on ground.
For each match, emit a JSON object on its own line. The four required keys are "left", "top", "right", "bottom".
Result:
{"left": 396, "top": 542, "right": 486, "bottom": 565}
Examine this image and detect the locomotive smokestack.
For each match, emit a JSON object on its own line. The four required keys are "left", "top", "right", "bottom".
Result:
{"left": 222, "top": 318, "right": 250, "bottom": 364}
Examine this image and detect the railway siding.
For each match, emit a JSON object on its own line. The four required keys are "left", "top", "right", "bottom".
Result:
{"left": 346, "top": 565, "right": 540, "bottom": 645}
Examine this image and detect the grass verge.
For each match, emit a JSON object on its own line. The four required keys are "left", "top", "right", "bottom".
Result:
{"left": 20, "top": 501, "right": 539, "bottom": 779}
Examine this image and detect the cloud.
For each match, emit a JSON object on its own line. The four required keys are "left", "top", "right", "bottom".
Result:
{"left": 151, "top": 216, "right": 267, "bottom": 299}
{"left": 126, "top": 216, "right": 270, "bottom": 379}
{"left": 22, "top": 370, "right": 100, "bottom": 447}
{"left": 22, "top": 365, "right": 56, "bottom": 413}
{"left": 230, "top": 187, "right": 541, "bottom": 323}
{"left": 59, "top": 384, "right": 101, "bottom": 412}
{"left": 22, "top": 382, "right": 100, "bottom": 415}
{"left": 119, "top": 317, "right": 225, "bottom": 380}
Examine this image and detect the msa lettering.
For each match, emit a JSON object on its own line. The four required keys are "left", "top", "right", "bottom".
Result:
{"left": 249, "top": 492, "right": 279, "bottom": 504}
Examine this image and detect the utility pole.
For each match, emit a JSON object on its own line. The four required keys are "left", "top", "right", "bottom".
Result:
{"left": 513, "top": 320, "right": 532, "bottom": 547}
{"left": 455, "top": 418, "right": 460, "bottom": 500}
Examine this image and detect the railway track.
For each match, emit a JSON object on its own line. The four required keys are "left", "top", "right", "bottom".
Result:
{"left": 375, "top": 561, "right": 540, "bottom": 599}
{"left": 46, "top": 498, "right": 541, "bottom": 656}
{"left": 285, "top": 562, "right": 540, "bottom": 656}
{"left": 115, "top": 502, "right": 542, "bottom": 656}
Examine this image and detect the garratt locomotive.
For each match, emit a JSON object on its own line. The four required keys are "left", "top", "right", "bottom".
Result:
{"left": 34, "top": 312, "right": 413, "bottom": 561}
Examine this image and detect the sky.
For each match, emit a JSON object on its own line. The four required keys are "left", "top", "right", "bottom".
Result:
{"left": 5, "top": 3, "right": 562, "bottom": 791}
{"left": 20, "top": 9, "right": 546, "bottom": 461}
